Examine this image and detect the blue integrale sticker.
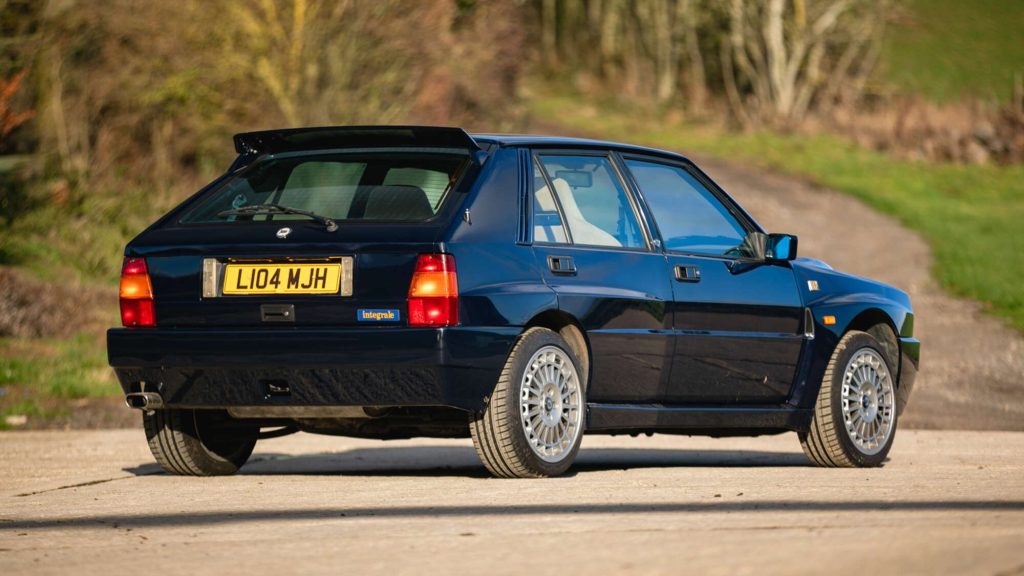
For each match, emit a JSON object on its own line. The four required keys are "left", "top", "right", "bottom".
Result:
{"left": 357, "top": 309, "right": 401, "bottom": 322}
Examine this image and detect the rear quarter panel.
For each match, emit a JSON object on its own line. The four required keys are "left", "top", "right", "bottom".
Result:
{"left": 443, "top": 146, "right": 557, "bottom": 328}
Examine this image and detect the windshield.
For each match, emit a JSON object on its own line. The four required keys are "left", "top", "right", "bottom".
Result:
{"left": 181, "top": 151, "right": 469, "bottom": 224}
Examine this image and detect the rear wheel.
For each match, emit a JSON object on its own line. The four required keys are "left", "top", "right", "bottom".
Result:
{"left": 143, "top": 409, "right": 258, "bottom": 476}
{"left": 470, "top": 328, "right": 585, "bottom": 478}
{"left": 800, "top": 330, "right": 898, "bottom": 467}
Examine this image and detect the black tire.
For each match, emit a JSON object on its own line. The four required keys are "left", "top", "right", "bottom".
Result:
{"left": 469, "top": 327, "right": 586, "bottom": 478}
{"left": 800, "top": 330, "right": 898, "bottom": 467}
{"left": 143, "top": 409, "right": 258, "bottom": 476}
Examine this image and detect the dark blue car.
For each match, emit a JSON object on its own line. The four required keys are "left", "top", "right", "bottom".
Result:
{"left": 108, "top": 126, "right": 920, "bottom": 478}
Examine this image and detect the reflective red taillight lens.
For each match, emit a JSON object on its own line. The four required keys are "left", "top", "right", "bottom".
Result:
{"left": 408, "top": 254, "right": 458, "bottom": 326}
{"left": 120, "top": 299, "right": 155, "bottom": 327}
{"left": 120, "top": 257, "right": 155, "bottom": 327}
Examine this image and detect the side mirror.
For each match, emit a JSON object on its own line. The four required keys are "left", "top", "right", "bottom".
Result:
{"left": 766, "top": 233, "right": 798, "bottom": 261}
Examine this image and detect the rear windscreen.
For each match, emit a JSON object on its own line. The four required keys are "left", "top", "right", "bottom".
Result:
{"left": 180, "top": 151, "right": 470, "bottom": 224}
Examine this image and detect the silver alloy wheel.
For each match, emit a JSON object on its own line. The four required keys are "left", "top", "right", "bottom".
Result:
{"left": 840, "top": 348, "right": 895, "bottom": 455}
{"left": 519, "top": 345, "right": 583, "bottom": 462}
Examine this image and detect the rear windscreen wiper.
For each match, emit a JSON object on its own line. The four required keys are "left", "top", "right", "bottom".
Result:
{"left": 217, "top": 204, "right": 338, "bottom": 232}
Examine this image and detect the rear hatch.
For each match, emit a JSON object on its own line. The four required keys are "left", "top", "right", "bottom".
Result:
{"left": 127, "top": 128, "right": 481, "bottom": 328}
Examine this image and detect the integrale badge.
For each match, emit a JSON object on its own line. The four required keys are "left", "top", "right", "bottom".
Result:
{"left": 358, "top": 309, "right": 401, "bottom": 322}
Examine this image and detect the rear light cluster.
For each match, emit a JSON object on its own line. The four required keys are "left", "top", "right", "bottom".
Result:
{"left": 407, "top": 254, "right": 458, "bottom": 327}
{"left": 120, "top": 257, "right": 155, "bottom": 327}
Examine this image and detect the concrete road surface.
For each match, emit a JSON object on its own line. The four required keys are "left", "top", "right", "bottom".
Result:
{"left": 2, "top": 429, "right": 1023, "bottom": 575}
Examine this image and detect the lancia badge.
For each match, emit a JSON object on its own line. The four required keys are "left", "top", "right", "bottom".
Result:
{"left": 276, "top": 227, "right": 292, "bottom": 239}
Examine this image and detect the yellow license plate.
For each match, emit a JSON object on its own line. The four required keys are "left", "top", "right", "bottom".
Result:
{"left": 223, "top": 263, "right": 345, "bottom": 295}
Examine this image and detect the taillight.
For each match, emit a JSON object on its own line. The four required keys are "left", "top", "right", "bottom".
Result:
{"left": 408, "top": 254, "right": 458, "bottom": 326}
{"left": 120, "top": 257, "right": 155, "bottom": 327}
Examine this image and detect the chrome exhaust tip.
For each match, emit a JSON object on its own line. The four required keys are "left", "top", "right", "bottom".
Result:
{"left": 125, "top": 392, "right": 164, "bottom": 410}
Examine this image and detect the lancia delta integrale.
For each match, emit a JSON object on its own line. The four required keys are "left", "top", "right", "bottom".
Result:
{"left": 108, "top": 126, "right": 919, "bottom": 478}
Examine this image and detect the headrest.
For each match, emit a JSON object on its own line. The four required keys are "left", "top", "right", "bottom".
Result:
{"left": 363, "top": 185, "right": 433, "bottom": 220}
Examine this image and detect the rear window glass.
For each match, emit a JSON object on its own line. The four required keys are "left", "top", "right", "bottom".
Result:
{"left": 180, "top": 152, "right": 468, "bottom": 224}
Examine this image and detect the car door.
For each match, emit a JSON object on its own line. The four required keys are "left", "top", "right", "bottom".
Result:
{"left": 620, "top": 155, "right": 805, "bottom": 404}
{"left": 529, "top": 150, "right": 674, "bottom": 404}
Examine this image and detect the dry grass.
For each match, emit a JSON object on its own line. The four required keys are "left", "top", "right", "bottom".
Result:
{"left": 0, "top": 267, "right": 112, "bottom": 338}
{"left": 810, "top": 96, "right": 1024, "bottom": 165}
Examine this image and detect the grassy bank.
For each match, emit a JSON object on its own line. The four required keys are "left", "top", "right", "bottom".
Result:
{"left": 0, "top": 169, "right": 132, "bottom": 428}
{"left": 883, "top": 0, "right": 1024, "bottom": 103}
{"left": 529, "top": 95, "right": 1024, "bottom": 331}
{"left": 0, "top": 333, "right": 115, "bottom": 429}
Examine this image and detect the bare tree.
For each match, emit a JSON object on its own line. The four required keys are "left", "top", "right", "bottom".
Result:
{"left": 679, "top": 0, "right": 708, "bottom": 112}
{"left": 725, "top": 0, "right": 889, "bottom": 124}
{"left": 540, "top": 0, "right": 711, "bottom": 108}
{"left": 221, "top": 0, "right": 421, "bottom": 127}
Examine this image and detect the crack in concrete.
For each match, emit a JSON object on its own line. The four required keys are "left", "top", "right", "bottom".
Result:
{"left": 15, "top": 475, "right": 139, "bottom": 498}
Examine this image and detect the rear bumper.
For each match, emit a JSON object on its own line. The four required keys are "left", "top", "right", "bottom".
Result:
{"left": 107, "top": 326, "right": 520, "bottom": 412}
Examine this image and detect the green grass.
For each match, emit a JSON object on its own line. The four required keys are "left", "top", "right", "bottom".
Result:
{"left": 530, "top": 94, "right": 1024, "bottom": 331}
{"left": 1, "top": 179, "right": 180, "bottom": 284}
{"left": 0, "top": 166, "right": 194, "bottom": 429}
{"left": 883, "top": 0, "right": 1024, "bottom": 103}
{"left": 0, "top": 333, "right": 116, "bottom": 429}
{"left": 0, "top": 155, "right": 30, "bottom": 173}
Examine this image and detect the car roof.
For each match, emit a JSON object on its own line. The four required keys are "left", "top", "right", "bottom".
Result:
{"left": 471, "top": 133, "right": 693, "bottom": 163}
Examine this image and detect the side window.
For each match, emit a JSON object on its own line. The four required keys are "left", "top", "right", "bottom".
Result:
{"left": 625, "top": 159, "right": 749, "bottom": 257}
{"left": 537, "top": 155, "right": 644, "bottom": 248}
{"left": 532, "top": 159, "right": 568, "bottom": 243}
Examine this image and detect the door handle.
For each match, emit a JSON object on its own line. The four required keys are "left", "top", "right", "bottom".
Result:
{"left": 548, "top": 255, "right": 577, "bottom": 275}
{"left": 674, "top": 264, "right": 701, "bottom": 282}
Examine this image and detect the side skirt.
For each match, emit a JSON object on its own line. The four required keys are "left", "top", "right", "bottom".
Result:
{"left": 586, "top": 403, "right": 814, "bottom": 434}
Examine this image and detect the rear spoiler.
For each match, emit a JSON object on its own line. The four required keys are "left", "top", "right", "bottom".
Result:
{"left": 233, "top": 125, "right": 482, "bottom": 156}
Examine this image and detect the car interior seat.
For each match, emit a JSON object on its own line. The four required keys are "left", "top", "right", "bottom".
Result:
{"left": 362, "top": 185, "right": 433, "bottom": 220}
{"left": 534, "top": 183, "right": 567, "bottom": 243}
{"left": 550, "top": 178, "right": 621, "bottom": 247}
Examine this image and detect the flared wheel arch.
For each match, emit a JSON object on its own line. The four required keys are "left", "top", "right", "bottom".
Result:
{"left": 838, "top": 309, "right": 902, "bottom": 389}
{"left": 522, "top": 310, "right": 591, "bottom": 393}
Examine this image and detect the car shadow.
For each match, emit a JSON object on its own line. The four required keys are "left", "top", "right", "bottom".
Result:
{"left": 8, "top": 497, "right": 1024, "bottom": 532}
{"left": 123, "top": 444, "right": 812, "bottom": 478}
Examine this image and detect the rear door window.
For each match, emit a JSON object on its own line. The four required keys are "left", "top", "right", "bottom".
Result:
{"left": 180, "top": 152, "right": 467, "bottom": 224}
{"left": 532, "top": 159, "right": 568, "bottom": 243}
{"left": 535, "top": 154, "right": 645, "bottom": 249}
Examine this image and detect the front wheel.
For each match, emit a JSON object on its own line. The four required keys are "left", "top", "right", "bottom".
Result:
{"left": 143, "top": 409, "right": 258, "bottom": 476}
{"left": 800, "top": 330, "right": 898, "bottom": 467}
{"left": 470, "top": 328, "right": 585, "bottom": 478}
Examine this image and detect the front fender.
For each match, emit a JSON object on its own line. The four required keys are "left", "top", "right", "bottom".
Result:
{"left": 789, "top": 261, "right": 918, "bottom": 413}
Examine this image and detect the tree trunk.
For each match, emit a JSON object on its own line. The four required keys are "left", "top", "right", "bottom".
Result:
{"left": 542, "top": 0, "right": 557, "bottom": 68}
{"left": 679, "top": 0, "right": 707, "bottom": 112}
